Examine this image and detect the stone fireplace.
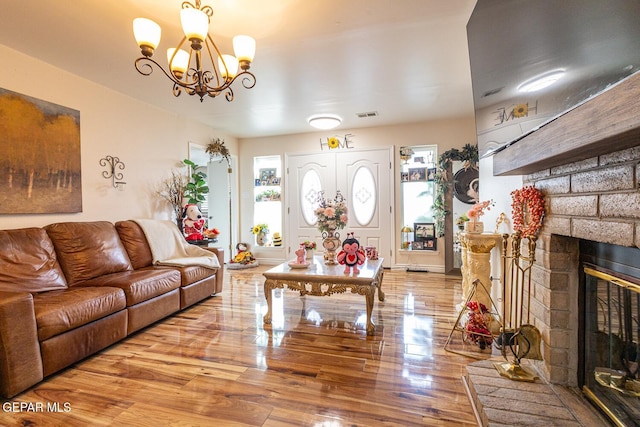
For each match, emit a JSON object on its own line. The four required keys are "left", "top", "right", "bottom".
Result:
{"left": 465, "top": 73, "right": 640, "bottom": 425}
{"left": 523, "top": 144, "right": 640, "bottom": 387}
{"left": 488, "top": 72, "right": 640, "bottom": 386}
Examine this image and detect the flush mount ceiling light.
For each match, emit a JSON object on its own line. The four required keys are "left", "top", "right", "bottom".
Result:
{"left": 518, "top": 69, "right": 565, "bottom": 93}
{"left": 307, "top": 114, "right": 342, "bottom": 130}
{"left": 133, "top": 0, "right": 256, "bottom": 102}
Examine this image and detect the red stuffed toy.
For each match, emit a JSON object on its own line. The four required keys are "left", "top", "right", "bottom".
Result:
{"left": 337, "top": 232, "right": 366, "bottom": 274}
{"left": 182, "top": 204, "right": 206, "bottom": 241}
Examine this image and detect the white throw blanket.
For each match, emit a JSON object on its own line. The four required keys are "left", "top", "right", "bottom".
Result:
{"left": 133, "top": 219, "right": 220, "bottom": 270}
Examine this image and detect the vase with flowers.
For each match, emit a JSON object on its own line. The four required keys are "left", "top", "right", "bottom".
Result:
{"left": 465, "top": 200, "right": 494, "bottom": 233}
{"left": 251, "top": 223, "right": 269, "bottom": 246}
{"left": 464, "top": 300, "right": 493, "bottom": 349}
{"left": 315, "top": 191, "right": 348, "bottom": 265}
{"left": 302, "top": 240, "right": 316, "bottom": 259}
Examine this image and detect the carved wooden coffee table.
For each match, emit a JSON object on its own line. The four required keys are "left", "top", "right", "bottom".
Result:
{"left": 263, "top": 256, "right": 384, "bottom": 335}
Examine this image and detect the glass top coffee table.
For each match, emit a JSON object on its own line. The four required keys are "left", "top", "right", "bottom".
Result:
{"left": 263, "top": 256, "right": 385, "bottom": 335}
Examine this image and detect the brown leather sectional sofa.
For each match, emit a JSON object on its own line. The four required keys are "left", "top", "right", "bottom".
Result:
{"left": 0, "top": 220, "right": 224, "bottom": 398}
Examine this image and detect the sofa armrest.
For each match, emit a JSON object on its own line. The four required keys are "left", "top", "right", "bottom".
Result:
{"left": 202, "top": 248, "right": 224, "bottom": 294}
{"left": 0, "top": 291, "right": 43, "bottom": 398}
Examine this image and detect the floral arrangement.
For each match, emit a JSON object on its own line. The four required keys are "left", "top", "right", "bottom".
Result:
{"left": 251, "top": 224, "right": 269, "bottom": 235}
{"left": 303, "top": 240, "right": 316, "bottom": 250}
{"left": 467, "top": 199, "right": 494, "bottom": 223}
{"left": 315, "top": 191, "right": 348, "bottom": 233}
{"left": 465, "top": 301, "right": 493, "bottom": 349}
{"left": 511, "top": 186, "right": 545, "bottom": 238}
{"left": 156, "top": 169, "right": 188, "bottom": 224}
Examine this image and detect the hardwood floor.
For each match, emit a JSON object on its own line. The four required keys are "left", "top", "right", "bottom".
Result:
{"left": 1, "top": 265, "right": 482, "bottom": 426}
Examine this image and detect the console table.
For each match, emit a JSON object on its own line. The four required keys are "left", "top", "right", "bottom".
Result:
{"left": 262, "top": 256, "right": 384, "bottom": 335}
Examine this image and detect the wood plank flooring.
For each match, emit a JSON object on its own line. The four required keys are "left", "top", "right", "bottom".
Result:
{"left": 1, "top": 265, "right": 483, "bottom": 426}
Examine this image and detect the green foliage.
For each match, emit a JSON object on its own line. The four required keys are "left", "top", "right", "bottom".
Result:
{"left": 183, "top": 159, "right": 209, "bottom": 204}
{"left": 255, "top": 189, "right": 281, "bottom": 201}
{"left": 433, "top": 144, "right": 478, "bottom": 237}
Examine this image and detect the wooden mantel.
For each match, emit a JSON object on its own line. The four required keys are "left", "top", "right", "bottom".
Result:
{"left": 493, "top": 72, "right": 640, "bottom": 176}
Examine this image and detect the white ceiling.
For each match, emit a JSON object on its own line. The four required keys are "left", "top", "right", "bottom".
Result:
{"left": 0, "top": 0, "right": 477, "bottom": 139}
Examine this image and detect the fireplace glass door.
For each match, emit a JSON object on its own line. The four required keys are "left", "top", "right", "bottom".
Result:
{"left": 583, "top": 266, "right": 640, "bottom": 426}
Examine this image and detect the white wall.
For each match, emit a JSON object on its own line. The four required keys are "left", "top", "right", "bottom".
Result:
{"left": 238, "top": 119, "right": 477, "bottom": 269}
{"left": 478, "top": 155, "right": 523, "bottom": 296}
{"left": 0, "top": 44, "right": 236, "bottom": 230}
{"left": 0, "top": 42, "right": 483, "bottom": 272}
{"left": 478, "top": 156, "right": 523, "bottom": 235}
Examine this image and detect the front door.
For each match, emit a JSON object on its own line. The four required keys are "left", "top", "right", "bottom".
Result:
{"left": 286, "top": 148, "right": 393, "bottom": 267}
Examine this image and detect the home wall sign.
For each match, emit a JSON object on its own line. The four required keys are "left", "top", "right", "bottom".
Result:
{"left": 0, "top": 88, "right": 82, "bottom": 214}
{"left": 493, "top": 100, "right": 538, "bottom": 126}
{"left": 320, "top": 133, "right": 354, "bottom": 150}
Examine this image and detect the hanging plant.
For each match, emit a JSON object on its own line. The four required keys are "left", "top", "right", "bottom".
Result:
{"left": 205, "top": 138, "right": 231, "bottom": 170}
{"left": 433, "top": 143, "right": 478, "bottom": 237}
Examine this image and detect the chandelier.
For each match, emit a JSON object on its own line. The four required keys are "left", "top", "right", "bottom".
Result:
{"left": 133, "top": 0, "right": 256, "bottom": 102}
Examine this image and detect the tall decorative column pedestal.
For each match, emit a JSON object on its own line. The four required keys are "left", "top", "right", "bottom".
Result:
{"left": 446, "top": 232, "right": 503, "bottom": 358}
{"left": 459, "top": 232, "right": 501, "bottom": 310}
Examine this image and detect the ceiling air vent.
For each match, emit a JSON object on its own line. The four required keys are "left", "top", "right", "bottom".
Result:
{"left": 356, "top": 111, "right": 379, "bottom": 118}
{"left": 482, "top": 87, "right": 503, "bottom": 97}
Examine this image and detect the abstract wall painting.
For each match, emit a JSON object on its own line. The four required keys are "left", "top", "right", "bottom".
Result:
{"left": 0, "top": 88, "right": 82, "bottom": 213}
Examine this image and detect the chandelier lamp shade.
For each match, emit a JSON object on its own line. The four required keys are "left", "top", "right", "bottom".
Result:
{"left": 133, "top": 0, "right": 256, "bottom": 102}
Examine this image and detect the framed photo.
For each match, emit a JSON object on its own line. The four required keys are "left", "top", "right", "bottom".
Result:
{"left": 413, "top": 156, "right": 424, "bottom": 164}
{"left": 427, "top": 167, "right": 437, "bottom": 181}
{"left": 414, "top": 222, "right": 435, "bottom": 241}
{"left": 270, "top": 177, "right": 281, "bottom": 185}
{"left": 400, "top": 172, "right": 409, "bottom": 182}
{"left": 259, "top": 168, "right": 276, "bottom": 182}
{"left": 411, "top": 241, "right": 424, "bottom": 250}
{"left": 424, "top": 238, "right": 437, "bottom": 251}
{"left": 255, "top": 178, "right": 262, "bottom": 186}
{"left": 408, "top": 167, "right": 426, "bottom": 181}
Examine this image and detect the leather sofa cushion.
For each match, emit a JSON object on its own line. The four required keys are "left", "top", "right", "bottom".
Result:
{"left": 177, "top": 265, "right": 215, "bottom": 286}
{"left": 81, "top": 269, "right": 181, "bottom": 306}
{"left": 115, "top": 220, "right": 153, "bottom": 270}
{"left": 45, "top": 221, "right": 132, "bottom": 285}
{"left": 0, "top": 228, "right": 68, "bottom": 292}
{"left": 33, "top": 286, "right": 126, "bottom": 341}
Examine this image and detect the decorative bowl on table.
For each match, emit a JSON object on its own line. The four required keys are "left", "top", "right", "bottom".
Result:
{"left": 288, "top": 261, "right": 310, "bottom": 269}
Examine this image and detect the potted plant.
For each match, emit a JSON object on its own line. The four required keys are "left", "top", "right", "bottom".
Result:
{"left": 455, "top": 214, "right": 469, "bottom": 230}
{"left": 251, "top": 223, "right": 270, "bottom": 246}
{"left": 183, "top": 158, "right": 209, "bottom": 205}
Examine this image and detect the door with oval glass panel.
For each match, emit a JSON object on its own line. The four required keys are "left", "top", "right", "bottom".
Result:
{"left": 286, "top": 148, "right": 393, "bottom": 268}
